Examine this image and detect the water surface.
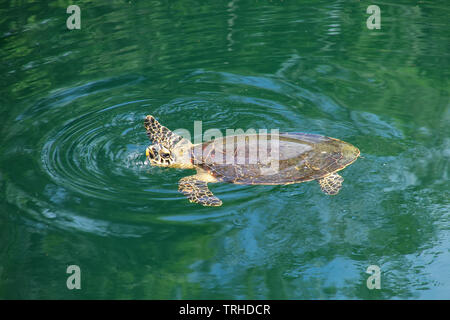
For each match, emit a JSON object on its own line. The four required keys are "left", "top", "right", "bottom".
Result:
{"left": 0, "top": 0, "right": 449, "bottom": 299}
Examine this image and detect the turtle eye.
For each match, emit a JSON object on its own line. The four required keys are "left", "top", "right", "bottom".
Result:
{"left": 161, "top": 152, "right": 170, "bottom": 159}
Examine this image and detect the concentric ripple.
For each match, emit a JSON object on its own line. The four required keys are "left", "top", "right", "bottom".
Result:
{"left": 41, "top": 107, "right": 153, "bottom": 202}
{"left": 6, "top": 67, "right": 392, "bottom": 231}
{"left": 35, "top": 70, "right": 388, "bottom": 220}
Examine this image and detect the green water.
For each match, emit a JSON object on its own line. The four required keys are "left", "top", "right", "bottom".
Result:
{"left": 1, "top": 0, "right": 449, "bottom": 299}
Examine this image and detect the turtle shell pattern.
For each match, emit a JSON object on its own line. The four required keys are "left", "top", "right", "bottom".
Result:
{"left": 192, "top": 133, "right": 359, "bottom": 185}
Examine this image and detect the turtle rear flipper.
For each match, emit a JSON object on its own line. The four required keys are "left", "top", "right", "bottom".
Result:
{"left": 144, "top": 115, "right": 183, "bottom": 148}
{"left": 178, "top": 175, "right": 222, "bottom": 207}
{"left": 318, "top": 173, "right": 344, "bottom": 195}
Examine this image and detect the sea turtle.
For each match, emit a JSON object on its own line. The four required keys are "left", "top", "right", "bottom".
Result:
{"left": 144, "top": 115, "right": 360, "bottom": 207}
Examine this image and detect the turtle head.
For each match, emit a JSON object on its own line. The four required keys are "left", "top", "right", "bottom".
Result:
{"left": 145, "top": 142, "right": 194, "bottom": 169}
{"left": 146, "top": 144, "right": 174, "bottom": 167}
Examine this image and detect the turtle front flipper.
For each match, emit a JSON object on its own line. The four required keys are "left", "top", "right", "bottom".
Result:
{"left": 318, "top": 173, "right": 344, "bottom": 195}
{"left": 144, "top": 115, "right": 183, "bottom": 148}
{"left": 178, "top": 175, "right": 222, "bottom": 207}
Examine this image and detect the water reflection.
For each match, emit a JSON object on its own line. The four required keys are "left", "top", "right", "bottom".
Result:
{"left": 0, "top": 0, "right": 449, "bottom": 299}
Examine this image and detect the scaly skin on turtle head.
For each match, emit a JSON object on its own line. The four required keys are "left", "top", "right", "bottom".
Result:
{"left": 146, "top": 144, "right": 174, "bottom": 166}
{"left": 145, "top": 140, "right": 194, "bottom": 169}
{"left": 144, "top": 115, "right": 195, "bottom": 169}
